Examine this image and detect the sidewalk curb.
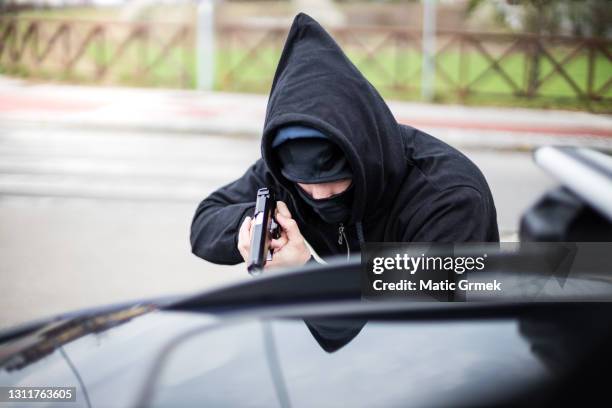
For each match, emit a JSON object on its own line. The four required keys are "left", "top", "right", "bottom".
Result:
{"left": 2, "top": 79, "right": 611, "bottom": 151}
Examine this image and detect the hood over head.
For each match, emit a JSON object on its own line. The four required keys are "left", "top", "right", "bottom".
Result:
{"left": 261, "top": 13, "right": 407, "bottom": 225}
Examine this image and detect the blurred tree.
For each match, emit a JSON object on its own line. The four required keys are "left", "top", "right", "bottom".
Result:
{"left": 565, "top": 0, "right": 611, "bottom": 37}
{"left": 467, "top": 0, "right": 611, "bottom": 37}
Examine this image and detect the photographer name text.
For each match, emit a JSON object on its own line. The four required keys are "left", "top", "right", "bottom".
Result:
{"left": 372, "top": 279, "right": 502, "bottom": 292}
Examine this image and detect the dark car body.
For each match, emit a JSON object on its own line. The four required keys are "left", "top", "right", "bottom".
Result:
{"left": 2, "top": 261, "right": 612, "bottom": 408}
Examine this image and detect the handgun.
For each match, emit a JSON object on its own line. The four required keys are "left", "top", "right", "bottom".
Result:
{"left": 247, "top": 187, "right": 281, "bottom": 274}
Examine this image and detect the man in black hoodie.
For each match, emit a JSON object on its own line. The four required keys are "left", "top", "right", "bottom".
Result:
{"left": 190, "top": 13, "right": 499, "bottom": 270}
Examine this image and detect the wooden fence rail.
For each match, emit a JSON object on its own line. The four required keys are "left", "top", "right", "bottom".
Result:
{"left": 0, "top": 18, "right": 193, "bottom": 87}
{"left": 1, "top": 17, "right": 610, "bottom": 110}
{"left": 218, "top": 24, "right": 612, "bottom": 110}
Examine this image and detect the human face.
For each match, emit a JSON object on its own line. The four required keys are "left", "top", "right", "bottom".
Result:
{"left": 297, "top": 179, "right": 352, "bottom": 199}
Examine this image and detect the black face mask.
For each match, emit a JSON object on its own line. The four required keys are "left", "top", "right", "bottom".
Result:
{"left": 296, "top": 183, "right": 353, "bottom": 224}
{"left": 276, "top": 138, "right": 352, "bottom": 184}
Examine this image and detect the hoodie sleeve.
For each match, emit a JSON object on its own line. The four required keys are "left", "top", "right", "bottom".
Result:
{"left": 190, "top": 159, "right": 274, "bottom": 265}
{"left": 401, "top": 186, "right": 497, "bottom": 243}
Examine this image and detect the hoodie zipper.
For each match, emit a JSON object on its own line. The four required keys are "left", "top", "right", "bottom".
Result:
{"left": 338, "top": 223, "right": 350, "bottom": 260}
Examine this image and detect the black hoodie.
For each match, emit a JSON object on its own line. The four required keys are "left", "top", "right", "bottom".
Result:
{"left": 190, "top": 14, "right": 499, "bottom": 265}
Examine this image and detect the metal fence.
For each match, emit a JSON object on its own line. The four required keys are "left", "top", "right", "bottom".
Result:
{"left": 1, "top": 17, "right": 611, "bottom": 111}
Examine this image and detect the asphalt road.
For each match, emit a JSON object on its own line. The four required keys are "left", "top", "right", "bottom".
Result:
{"left": 0, "top": 125, "right": 557, "bottom": 329}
